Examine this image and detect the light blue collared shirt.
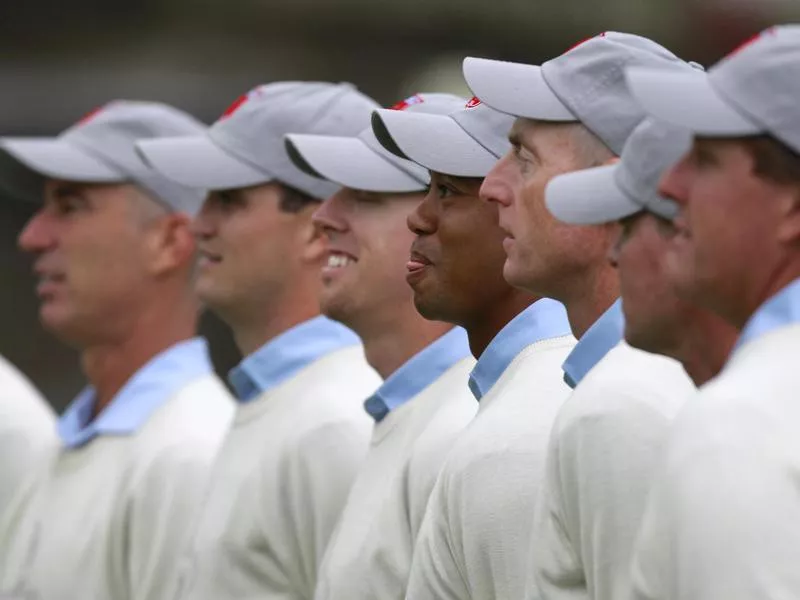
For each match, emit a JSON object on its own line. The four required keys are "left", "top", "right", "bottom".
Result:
{"left": 364, "top": 327, "right": 471, "bottom": 423}
{"left": 562, "top": 298, "right": 625, "bottom": 389}
{"left": 228, "top": 316, "right": 361, "bottom": 403}
{"left": 469, "top": 298, "right": 572, "bottom": 401}
{"left": 736, "top": 277, "right": 800, "bottom": 350}
{"left": 58, "top": 337, "right": 214, "bottom": 449}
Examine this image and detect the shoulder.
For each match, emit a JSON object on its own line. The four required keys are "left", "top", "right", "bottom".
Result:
{"left": 559, "top": 343, "right": 694, "bottom": 429}
{"left": 134, "top": 374, "right": 235, "bottom": 462}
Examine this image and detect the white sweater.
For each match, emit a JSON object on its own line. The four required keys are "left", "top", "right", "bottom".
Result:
{"left": 5, "top": 374, "right": 235, "bottom": 600}
{"left": 630, "top": 323, "right": 800, "bottom": 600}
{"left": 0, "top": 356, "right": 56, "bottom": 593}
{"left": 529, "top": 342, "right": 695, "bottom": 600}
{"left": 0, "top": 355, "right": 56, "bottom": 514}
{"left": 176, "top": 345, "right": 380, "bottom": 600}
{"left": 406, "top": 335, "right": 576, "bottom": 600}
{"left": 314, "top": 357, "right": 477, "bottom": 600}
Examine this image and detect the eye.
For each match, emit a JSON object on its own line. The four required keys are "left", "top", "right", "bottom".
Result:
{"left": 436, "top": 184, "right": 456, "bottom": 199}
{"left": 690, "top": 145, "right": 718, "bottom": 168}
{"left": 213, "top": 191, "right": 246, "bottom": 212}
{"left": 50, "top": 189, "right": 88, "bottom": 216}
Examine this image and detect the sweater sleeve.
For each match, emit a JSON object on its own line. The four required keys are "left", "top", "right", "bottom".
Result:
{"left": 264, "top": 419, "right": 371, "bottom": 598}
{"left": 532, "top": 386, "right": 680, "bottom": 600}
{"left": 405, "top": 471, "right": 471, "bottom": 600}
{"left": 125, "top": 442, "right": 218, "bottom": 600}
{"left": 631, "top": 403, "right": 800, "bottom": 600}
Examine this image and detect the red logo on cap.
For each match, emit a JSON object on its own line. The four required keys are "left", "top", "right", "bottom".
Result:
{"left": 465, "top": 97, "right": 482, "bottom": 109}
{"left": 219, "top": 87, "right": 266, "bottom": 120}
{"left": 728, "top": 27, "right": 777, "bottom": 58}
{"left": 565, "top": 31, "right": 607, "bottom": 54}
{"left": 391, "top": 94, "right": 425, "bottom": 111}
{"left": 220, "top": 94, "right": 249, "bottom": 120}
{"left": 77, "top": 106, "right": 105, "bottom": 125}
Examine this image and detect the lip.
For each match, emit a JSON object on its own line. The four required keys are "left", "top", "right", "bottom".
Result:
{"left": 502, "top": 236, "right": 516, "bottom": 254}
{"left": 406, "top": 251, "right": 433, "bottom": 285}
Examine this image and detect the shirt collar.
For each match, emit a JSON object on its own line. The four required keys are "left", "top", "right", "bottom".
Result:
{"left": 469, "top": 298, "right": 571, "bottom": 401}
{"left": 58, "top": 337, "right": 214, "bottom": 448}
{"left": 736, "top": 277, "right": 800, "bottom": 351}
{"left": 364, "top": 327, "right": 471, "bottom": 423}
{"left": 228, "top": 316, "right": 360, "bottom": 402}
{"left": 562, "top": 298, "right": 624, "bottom": 389}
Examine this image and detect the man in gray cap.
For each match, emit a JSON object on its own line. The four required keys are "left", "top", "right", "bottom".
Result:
{"left": 0, "top": 100, "right": 236, "bottom": 600}
{"left": 370, "top": 97, "right": 574, "bottom": 599}
{"left": 545, "top": 119, "right": 738, "bottom": 385}
{"left": 286, "top": 93, "right": 478, "bottom": 600}
{"left": 464, "top": 33, "right": 697, "bottom": 600}
{"left": 137, "top": 82, "right": 383, "bottom": 600}
{"left": 624, "top": 25, "right": 800, "bottom": 600}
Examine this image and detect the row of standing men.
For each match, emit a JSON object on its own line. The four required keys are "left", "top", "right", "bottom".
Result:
{"left": 0, "top": 24, "right": 798, "bottom": 600}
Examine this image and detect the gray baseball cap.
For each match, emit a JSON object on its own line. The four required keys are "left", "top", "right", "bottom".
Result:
{"left": 463, "top": 32, "right": 698, "bottom": 155}
{"left": 370, "top": 96, "right": 514, "bottom": 178}
{"left": 137, "top": 82, "right": 379, "bottom": 200}
{"left": 545, "top": 119, "right": 692, "bottom": 225}
{"left": 626, "top": 25, "right": 800, "bottom": 155}
{"left": 284, "top": 93, "right": 466, "bottom": 193}
{"left": 0, "top": 100, "right": 207, "bottom": 215}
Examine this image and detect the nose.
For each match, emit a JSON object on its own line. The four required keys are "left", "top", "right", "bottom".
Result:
{"left": 18, "top": 210, "right": 56, "bottom": 255}
{"left": 191, "top": 197, "right": 218, "bottom": 240}
{"left": 312, "top": 190, "right": 349, "bottom": 235}
{"left": 407, "top": 189, "right": 436, "bottom": 236}
{"left": 658, "top": 154, "right": 691, "bottom": 208}
{"left": 480, "top": 153, "right": 515, "bottom": 208}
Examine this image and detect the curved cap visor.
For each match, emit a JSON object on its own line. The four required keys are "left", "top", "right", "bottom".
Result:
{"left": 372, "top": 109, "right": 498, "bottom": 177}
{"left": 137, "top": 135, "right": 270, "bottom": 190}
{"left": 0, "top": 138, "right": 123, "bottom": 182}
{"left": 462, "top": 57, "right": 575, "bottom": 121}
{"left": 626, "top": 68, "right": 760, "bottom": 136}
{"left": 545, "top": 164, "right": 640, "bottom": 225}
{"left": 285, "top": 134, "right": 424, "bottom": 193}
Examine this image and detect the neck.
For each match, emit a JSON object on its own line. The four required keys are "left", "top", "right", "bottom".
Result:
{"left": 465, "top": 290, "right": 539, "bottom": 358}
{"left": 561, "top": 266, "right": 619, "bottom": 338}
{"left": 226, "top": 274, "right": 323, "bottom": 357}
{"left": 671, "top": 313, "right": 739, "bottom": 386}
{"left": 359, "top": 315, "right": 453, "bottom": 380}
{"left": 81, "top": 292, "right": 199, "bottom": 418}
{"left": 735, "top": 261, "right": 800, "bottom": 329}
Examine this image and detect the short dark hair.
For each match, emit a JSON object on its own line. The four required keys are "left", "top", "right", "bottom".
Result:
{"left": 741, "top": 135, "right": 800, "bottom": 187}
{"left": 277, "top": 183, "right": 321, "bottom": 214}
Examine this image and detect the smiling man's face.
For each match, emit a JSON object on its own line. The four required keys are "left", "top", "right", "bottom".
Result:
{"left": 311, "top": 187, "right": 424, "bottom": 333}
{"left": 190, "top": 183, "right": 313, "bottom": 320}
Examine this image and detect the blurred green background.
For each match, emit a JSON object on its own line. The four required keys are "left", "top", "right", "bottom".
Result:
{"left": 1, "top": 0, "right": 796, "bottom": 411}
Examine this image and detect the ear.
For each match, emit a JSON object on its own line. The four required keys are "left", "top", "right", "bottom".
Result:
{"left": 147, "top": 213, "right": 196, "bottom": 277}
{"left": 298, "top": 215, "right": 327, "bottom": 264}
{"left": 776, "top": 186, "right": 800, "bottom": 246}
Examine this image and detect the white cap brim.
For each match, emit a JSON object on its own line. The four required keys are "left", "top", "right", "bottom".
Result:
{"left": 0, "top": 138, "right": 123, "bottom": 182}
{"left": 626, "top": 67, "right": 761, "bottom": 137}
{"left": 462, "top": 57, "right": 575, "bottom": 121}
{"left": 545, "top": 164, "right": 642, "bottom": 225}
{"left": 285, "top": 134, "right": 425, "bottom": 193}
{"left": 136, "top": 135, "right": 270, "bottom": 190}
{"left": 371, "top": 109, "right": 497, "bottom": 178}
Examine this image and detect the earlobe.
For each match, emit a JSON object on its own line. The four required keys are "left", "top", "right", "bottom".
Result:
{"left": 776, "top": 188, "right": 800, "bottom": 246}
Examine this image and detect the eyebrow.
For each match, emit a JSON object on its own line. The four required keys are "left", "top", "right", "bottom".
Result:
{"left": 50, "top": 183, "right": 84, "bottom": 198}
